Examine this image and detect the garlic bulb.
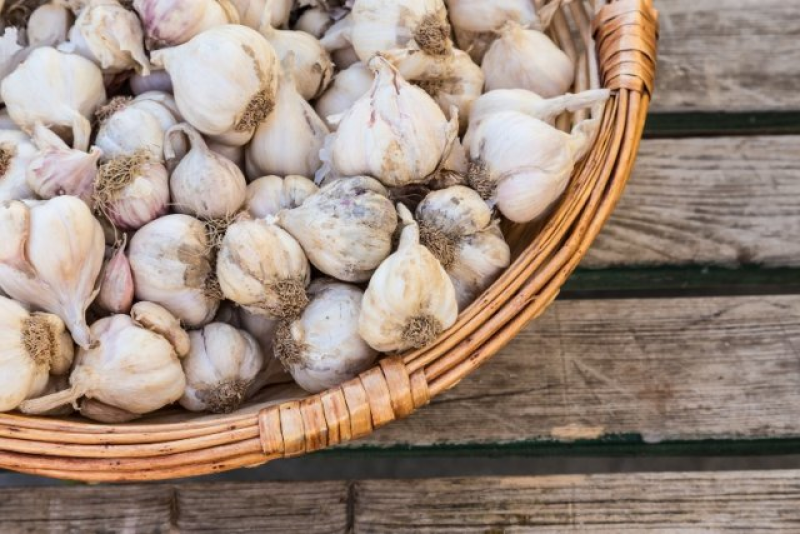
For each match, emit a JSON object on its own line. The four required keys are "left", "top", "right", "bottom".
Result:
{"left": 96, "top": 238, "right": 134, "bottom": 314}
{"left": 27, "top": 1, "right": 73, "bottom": 47}
{"left": 133, "top": 0, "right": 238, "bottom": 49}
{"left": 259, "top": 18, "right": 334, "bottom": 100}
{"left": 246, "top": 175, "right": 318, "bottom": 219}
{"left": 416, "top": 49, "right": 484, "bottom": 133}
{"left": 1, "top": 46, "right": 106, "bottom": 151}
{"left": 350, "top": 0, "right": 452, "bottom": 62}
{"left": 295, "top": 7, "right": 334, "bottom": 38}
{"left": 0, "top": 29, "right": 25, "bottom": 98}
{"left": 0, "top": 129, "right": 37, "bottom": 202}
{"left": 429, "top": 136, "right": 468, "bottom": 189}
{"left": 276, "top": 280, "right": 377, "bottom": 393}
{"left": 469, "top": 88, "right": 612, "bottom": 128}
{"left": 95, "top": 93, "right": 180, "bottom": 162}
{"left": 279, "top": 177, "right": 397, "bottom": 283}
{"left": 360, "top": 204, "right": 458, "bottom": 352}
{"left": 180, "top": 322, "right": 265, "bottom": 413}
{"left": 129, "top": 214, "right": 220, "bottom": 327}
{"left": 166, "top": 123, "right": 247, "bottom": 219}
{"left": 151, "top": 25, "right": 280, "bottom": 140}
{"left": 445, "top": 0, "right": 536, "bottom": 34}
{"left": 416, "top": 186, "right": 510, "bottom": 309}
{"left": 231, "top": 0, "right": 292, "bottom": 29}
{"left": 320, "top": 15, "right": 358, "bottom": 69}
{"left": 217, "top": 217, "right": 311, "bottom": 319}
{"left": 79, "top": 398, "right": 139, "bottom": 423}
{"left": 483, "top": 21, "right": 574, "bottom": 98}
{"left": 247, "top": 60, "right": 330, "bottom": 179}
{"left": 130, "top": 300, "right": 191, "bottom": 358}
{"left": 0, "top": 197, "right": 105, "bottom": 348}
{"left": 466, "top": 92, "right": 610, "bottom": 223}
{"left": 94, "top": 150, "right": 170, "bottom": 230}
{"left": 207, "top": 140, "right": 245, "bottom": 170}
{"left": 239, "top": 308, "right": 279, "bottom": 356}
{"left": 0, "top": 296, "right": 74, "bottom": 412}
{"left": 314, "top": 62, "right": 373, "bottom": 130}
{"left": 318, "top": 56, "right": 457, "bottom": 187}
{"left": 26, "top": 123, "right": 101, "bottom": 203}
{"left": 130, "top": 69, "right": 173, "bottom": 96}
{"left": 61, "top": 0, "right": 151, "bottom": 75}
{"left": 19, "top": 308, "right": 187, "bottom": 417}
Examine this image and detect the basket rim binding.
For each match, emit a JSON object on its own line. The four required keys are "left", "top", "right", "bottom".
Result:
{"left": 0, "top": 0, "right": 659, "bottom": 482}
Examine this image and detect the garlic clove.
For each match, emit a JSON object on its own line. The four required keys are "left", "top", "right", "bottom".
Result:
{"left": 96, "top": 237, "right": 135, "bottom": 315}
{"left": 230, "top": 0, "right": 292, "bottom": 29}
{"left": 276, "top": 280, "right": 378, "bottom": 394}
{"left": 27, "top": 1, "right": 74, "bottom": 48}
{"left": 130, "top": 301, "right": 191, "bottom": 358}
{"left": 314, "top": 62, "right": 373, "bottom": 131}
{"left": 359, "top": 203, "right": 458, "bottom": 353}
{"left": 246, "top": 175, "right": 319, "bottom": 219}
{"left": 278, "top": 176, "right": 398, "bottom": 283}
{"left": 449, "top": 224, "right": 510, "bottom": 310}
{"left": 133, "top": 0, "right": 238, "bottom": 49}
{"left": 0, "top": 129, "right": 37, "bottom": 202}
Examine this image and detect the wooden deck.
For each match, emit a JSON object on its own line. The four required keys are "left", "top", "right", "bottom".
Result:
{"left": 2, "top": 0, "right": 799, "bottom": 531}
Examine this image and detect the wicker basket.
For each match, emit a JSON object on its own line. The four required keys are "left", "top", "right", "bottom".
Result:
{"left": 0, "top": 0, "right": 658, "bottom": 482}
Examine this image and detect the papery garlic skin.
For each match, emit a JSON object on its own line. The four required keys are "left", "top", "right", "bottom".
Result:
{"left": 129, "top": 214, "right": 220, "bottom": 327}
{"left": 276, "top": 281, "right": 377, "bottom": 394}
{"left": 320, "top": 15, "right": 358, "bottom": 69}
{"left": 27, "top": 1, "right": 74, "bottom": 47}
{"left": 246, "top": 175, "right": 318, "bottom": 219}
{"left": 0, "top": 129, "right": 37, "bottom": 202}
{"left": 131, "top": 300, "right": 191, "bottom": 358}
{"left": 360, "top": 204, "right": 458, "bottom": 352}
{"left": 448, "top": 224, "right": 510, "bottom": 309}
{"left": 166, "top": 124, "right": 247, "bottom": 220}
{"left": 217, "top": 218, "right": 311, "bottom": 320}
{"left": 1, "top": 47, "right": 106, "bottom": 151}
{"left": 0, "top": 297, "right": 74, "bottom": 412}
{"left": 482, "top": 21, "right": 574, "bottom": 98}
{"left": 20, "top": 312, "right": 187, "bottom": 417}
{"left": 62, "top": 0, "right": 151, "bottom": 75}
{"left": 207, "top": 140, "right": 245, "bottom": 170}
{"left": 180, "top": 323, "right": 265, "bottom": 413}
{"left": 96, "top": 238, "right": 134, "bottom": 314}
{"left": 469, "top": 88, "right": 612, "bottom": 129}
{"left": 445, "top": 0, "right": 536, "bottom": 34}
{"left": 417, "top": 49, "right": 484, "bottom": 133}
{"left": 130, "top": 69, "right": 173, "bottom": 96}
{"left": 0, "top": 197, "right": 105, "bottom": 348}
{"left": 26, "top": 124, "right": 101, "bottom": 203}
{"left": 295, "top": 7, "right": 334, "bottom": 38}
{"left": 95, "top": 94, "right": 180, "bottom": 162}
{"left": 320, "top": 57, "right": 457, "bottom": 187}
{"left": 246, "top": 63, "right": 330, "bottom": 179}
{"left": 133, "top": 0, "right": 237, "bottom": 49}
{"left": 151, "top": 25, "right": 280, "bottom": 140}
{"left": 279, "top": 177, "right": 397, "bottom": 283}
{"left": 231, "top": 0, "right": 292, "bottom": 29}
{"left": 314, "top": 62, "right": 373, "bottom": 130}
{"left": 0, "top": 29, "right": 25, "bottom": 99}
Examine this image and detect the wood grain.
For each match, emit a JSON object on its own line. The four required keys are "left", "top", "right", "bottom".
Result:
{"left": 584, "top": 135, "right": 800, "bottom": 268}
{"left": 355, "top": 294, "right": 800, "bottom": 446}
{"left": 654, "top": 0, "right": 800, "bottom": 112}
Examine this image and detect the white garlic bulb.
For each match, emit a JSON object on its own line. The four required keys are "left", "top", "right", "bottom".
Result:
{"left": 0, "top": 197, "right": 105, "bottom": 348}
{"left": 26, "top": 123, "right": 101, "bottom": 203}
{"left": 130, "top": 300, "right": 191, "bottom": 358}
{"left": 20, "top": 307, "right": 187, "bottom": 417}
{"left": 1, "top": 46, "right": 107, "bottom": 151}
{"left": 350, "top": 0, "right": 452, "bottom": 62}
{"left": 207, "top": 140, "right": 246, "bottom": 170}
{"left": 0, "top": 129, "right": 37, "bottom": 202}
{"left": 94, "top": 150, "right": 170, "bottom": 230}
{"left": 27, "top": 1, "right": 74, "bottom": 48}
{"left": 217, "top": 217, "right": 311, "bottom": 320}
{"left": 246, "top": 175, "right": 318, "bottom": 219}
{"left": 416, "top": 49, "right": 484, "bottom": 133}
{"left": 61, "top": 0, "right": 151, "bottom": 75}
{"left": 416, "top": 186, "right": 510, "bottom": 309}
{"left": 0, "top": 297, "right": 74, "bottom": 412}
{"left": 151, "top": 25, "right": 280, "bottom": 140}
{"left": 166, "top": 123, "right": 248, "bottom": 220}
{"left": 133, "top": 0, "right": 238, "bottom": 49}
{"left": 129, "top": 214, "right": 220, "bottom": 327}
{"left": 130, "top": 69, "right": 173, "bottom": 96}
{"left": 259, "top": 18, "right": 334, "bottom": 100}
{"left": 95, "top": 94, "right": 180, "bottom": 162}
{"left": 445, "top": 0, "right": 536, "bottom": 34}
{"left": 276, "top": 280, "right": 378, "bottom": 393}
{"left": 318, "top": 56, "right": 457, "bottom": 187}
{"left": 231, "top": 0, "right": 292, "bottom": 29}
{"left": 314, "top": 62, "right": 373, "bottom": 130}
{"left": 180, "top": 322, "right": 265, "bottom": 413}
{"left": 0, "top": 29, "right": 25, "bottom": 99}
{"left": 239, "top": 308, "right": 279, "bottom": 357}
{"left": 360, "top": 204, "right": 458, "bottom": 352}
{"left": 247, "top": 60, "right": 330, "bottom": 179}
{"left": 469, "top": 88, "right": 612, "bottom": 128}
{"left": 483, "top": 21, "right": 574, "bottom": 98}
{"left": 295, "top": 7, "right": 334, "bottom": 38}
{"left": 96, "top": 238, "right": 134, "bottom": 314}
{"left": 279, "top": 177, "right": 397, "bottom": 283}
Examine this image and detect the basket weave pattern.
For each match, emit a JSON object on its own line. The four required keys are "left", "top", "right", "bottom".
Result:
{"left": 0, "top": 0, "right": 659, "bottom": 482}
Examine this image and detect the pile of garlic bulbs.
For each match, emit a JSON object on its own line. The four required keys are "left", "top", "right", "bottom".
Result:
{"left": 0, "top": 0, "right": 609, "bottom": 421}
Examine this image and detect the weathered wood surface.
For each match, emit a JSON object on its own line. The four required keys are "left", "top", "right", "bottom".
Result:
{"left": 3, "top": 472, "right": 800, "bottom": 532}
{"left": 355, "top": 294, "right": 800, "bottom": 447}
{"left": 584, "top": 135, "right": 800, "bottom": 268}
{"left": 653, "top": 0, "right": 800, "bottom": 112}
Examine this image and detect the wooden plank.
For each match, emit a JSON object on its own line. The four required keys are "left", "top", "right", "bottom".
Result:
{"left": 583, "top": 135, "right": 800, "bottom": 269}
{"left": 356, "top": 294, "right": 800, "bottom": 447}
{"left": 653, "top": 0, "right": 800, "bottom": 112}
{"left": 355, "top": 472, "right": 800, "bottom": 532}
{"left": 0, "top": 485, "right": 173, "bottom": 533}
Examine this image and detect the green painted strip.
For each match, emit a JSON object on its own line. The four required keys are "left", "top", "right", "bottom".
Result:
{"left": 645, "top": 112, "right": 800, "bottom": 138}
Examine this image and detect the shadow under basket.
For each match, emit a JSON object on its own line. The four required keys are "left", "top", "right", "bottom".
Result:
{"left": 0, "top": 0, "right": 659, "bottom": 482}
